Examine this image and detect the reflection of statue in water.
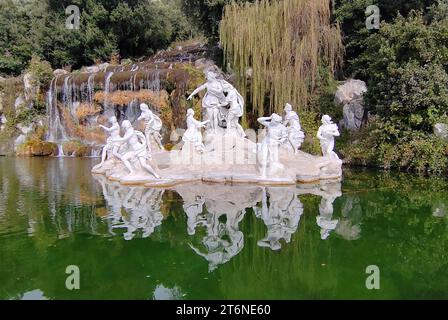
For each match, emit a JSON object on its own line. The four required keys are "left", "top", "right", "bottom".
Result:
{"left": 177, "top": 183, "right": 252, "bottom": 272}
{"left": 94, "top": 175, "right": 165, "bottom": 240}
{"left": 183, "top": 195, "right": 206, "bottom": 236}
{"left": 189, "top": 209, "right": 245, "bottom": 272}
{"left": 138, "top": 103, "right": 164, "bottom": 151}
{"left": 317, "top": 115, "right": 340, "bottom": 159}
{"left": 111, "top": 120, "right": 161, "bottom": 179}
{"left": 93, "top": 174, "right": 124, "bottom": 235}
{"left": 257, "top": 114, "right": 288, "bottom": 177}
{"left": 283, "top": 103, "right": 305, "bottom": 154}
{"left": 187, "top": 70, "right": 244, "bottom": 135}
{"left": 93, "top": 116, "right": 122, "bottom": 170}
{"left": 119, "top": 188, "right": 165, "bottom": 240}
{"left": 254, "top": 187, "right": 304, "bottom": 251}
{"left": 316, "top": 182, "right": 341, "bottom": 240}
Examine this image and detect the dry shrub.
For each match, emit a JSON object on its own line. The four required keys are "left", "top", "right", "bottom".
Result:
{"left": 75, "top": 103, "right": 101, "bottom": 120}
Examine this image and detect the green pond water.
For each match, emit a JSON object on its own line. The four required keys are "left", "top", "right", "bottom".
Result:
{"left": 0, "top": 157, "right": 447, "bottom": 300}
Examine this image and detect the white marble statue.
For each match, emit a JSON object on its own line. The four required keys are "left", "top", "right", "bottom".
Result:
{"left": 138, "top": 103, "right": 164, "bottom": 151}
{"left": 110, "top": 120, "right": 161, "bottom": 179}
{"left": 283, "top": 103, "right": 305, "bottom": 154}
{"left": 187, "top": 70, "right": 244, "bottom": 135}
{"left": 317, "top": 115, "right": 340, "bottom": 159}
{"left": 257, "top": 113, "right": 288, "bottom": 177}
{"left": 94, "top": 116, "right": 122, "bottom": 169}
{"left": 182, "top": 108, "right": 210, "bottom": 153}
{"left": 219, "top": 85, "right": 246, "bottom": 137}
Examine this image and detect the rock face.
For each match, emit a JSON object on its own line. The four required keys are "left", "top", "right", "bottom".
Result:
{"left": 53, "top": 69, "right": 69, "bottom": 77}
{"left": 335, "top": 79, "right": 367, "bottom": 131}
{"left": 434, "top": 123, "right": 448, "bottom": 142}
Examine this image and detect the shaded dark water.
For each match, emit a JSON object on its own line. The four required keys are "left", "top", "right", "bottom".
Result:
{"left": 0, "top": 157, "right": 447, "bottom": 300}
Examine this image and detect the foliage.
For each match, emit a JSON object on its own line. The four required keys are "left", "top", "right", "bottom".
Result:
{"left": 221, "top": 0, "right": 343, "bottom": 118}
{"left": 333, "top": 0, "right": 437, "bottom": 77}
{"left": 26, "top": 55, "right": 54, "bottom": 89}
{"left": 337, "top": 1, "right": 448, "bottom": 174}
{"left": 181, "top": 0, "right": 254, "bottom": 40}
{"left": 0, "top": 0, "right": 195, "bottom": 76}
{"left": 340, "top": 119, "right": 448, "bottom": 174}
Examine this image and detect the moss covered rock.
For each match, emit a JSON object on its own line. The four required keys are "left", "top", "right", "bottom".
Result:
{"left": 16, "top": 140, "right": 57, "bottom": 157}
{"left": 63, "top": 140, "right": 91, "bottom": 157}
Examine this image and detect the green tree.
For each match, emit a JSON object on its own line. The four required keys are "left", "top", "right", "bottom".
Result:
{"left": 181, "top": 0, "right": 255, "bottom": 40}
{"left": 334, "top": 0, "right": 436, "bottom": 77}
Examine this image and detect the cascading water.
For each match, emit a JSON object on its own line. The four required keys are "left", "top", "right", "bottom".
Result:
{"left": 57, "top": 144, "right": 65, "bottom": 157}
{"left": 104, "top": 71, "right": 114, "bottom": 117}
{"left": 87, "top": 73, "right": 95, "bottom": 106}
{"left": 47, "top": 77, "right": 68, "bottom": 144}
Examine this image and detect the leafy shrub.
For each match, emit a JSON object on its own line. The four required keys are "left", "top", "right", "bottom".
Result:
{"left": 26, "top": 55, "right": 53, "bottom": 89}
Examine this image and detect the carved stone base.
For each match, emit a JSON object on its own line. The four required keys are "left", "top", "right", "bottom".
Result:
{"left": 92, "top": 146, "right": 343, "bottom": 187}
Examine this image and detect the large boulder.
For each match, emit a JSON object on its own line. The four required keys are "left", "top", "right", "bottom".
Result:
{"left": 335, "top": 79, "right": 367, "bottom": 105}
{"left": 434, "top": 123, "right": 448, "bottom": 142}
{"left": 342, "top": 101, "right": 365, "bottom": 131}
{"left": 84, "top": 65, "right": 100, "bottom": 73}
{"left": 335, "top": 79, "right": 367, "bottom": 131}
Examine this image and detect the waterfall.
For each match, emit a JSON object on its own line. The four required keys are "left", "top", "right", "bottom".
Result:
{"left": 130, "top": 71, "right": 138, "bottom": 92}
{"left": 104, "top": 72, "right": 114, "bottom": 117}
{"left": 149, "top": 68, "right": 161, "bottom": 93}
{"left": 57, "top": 144, "right": 65, "bottom": 157}
{"left": 46, "top": 77, "right": 68, "bottom": 142}
{"left": 125, "top": 99, "right": 140, "bottom": 123}
{"left": 90, "top": 147, "right": 101, "bottom": 158}
{"left": 87, "top": 73, "right": 95, "bottom": 105}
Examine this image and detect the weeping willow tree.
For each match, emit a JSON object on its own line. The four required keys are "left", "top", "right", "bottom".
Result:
{"left": 220, "top": 0, "right": 344, "bottom": 117}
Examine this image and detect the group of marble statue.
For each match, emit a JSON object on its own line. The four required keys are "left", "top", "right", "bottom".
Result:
{"left": 93, "top": 70, "right": 341, "bottom": 183}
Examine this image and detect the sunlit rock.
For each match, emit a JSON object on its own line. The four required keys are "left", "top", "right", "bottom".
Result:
{"left": 434, "top": 123, "right": 448, "bottom": 142}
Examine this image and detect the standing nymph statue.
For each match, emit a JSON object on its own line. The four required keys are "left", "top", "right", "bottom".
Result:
{"left": 283, "top": 103, "right": 305, "bottom": 154}
{"left": 138, "top": 103, "right": 164, "bottom": 151}
{"left": 93, "top": 116, "right": 122, "bottom": 170}
{"left": 182, "top": 108, "right": 210, "bottom": 153}
{"left": 257, "top": 113, "right": 288, "bottom": 177}
{"left": 317, "top": 115, "right": 340, "bottom": 159}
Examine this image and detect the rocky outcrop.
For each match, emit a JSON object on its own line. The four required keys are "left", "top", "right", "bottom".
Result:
{"left": 16, "top": 140, "right": 58, "bottom": 157}
{"left": 335, "top": 79, "right": 367, "bottom": 131}
{"left": 53, "top": 69, "right": 69, "bottom": 77}
{"left": 434, "top": 123, "right": 448, "bottom": 142}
